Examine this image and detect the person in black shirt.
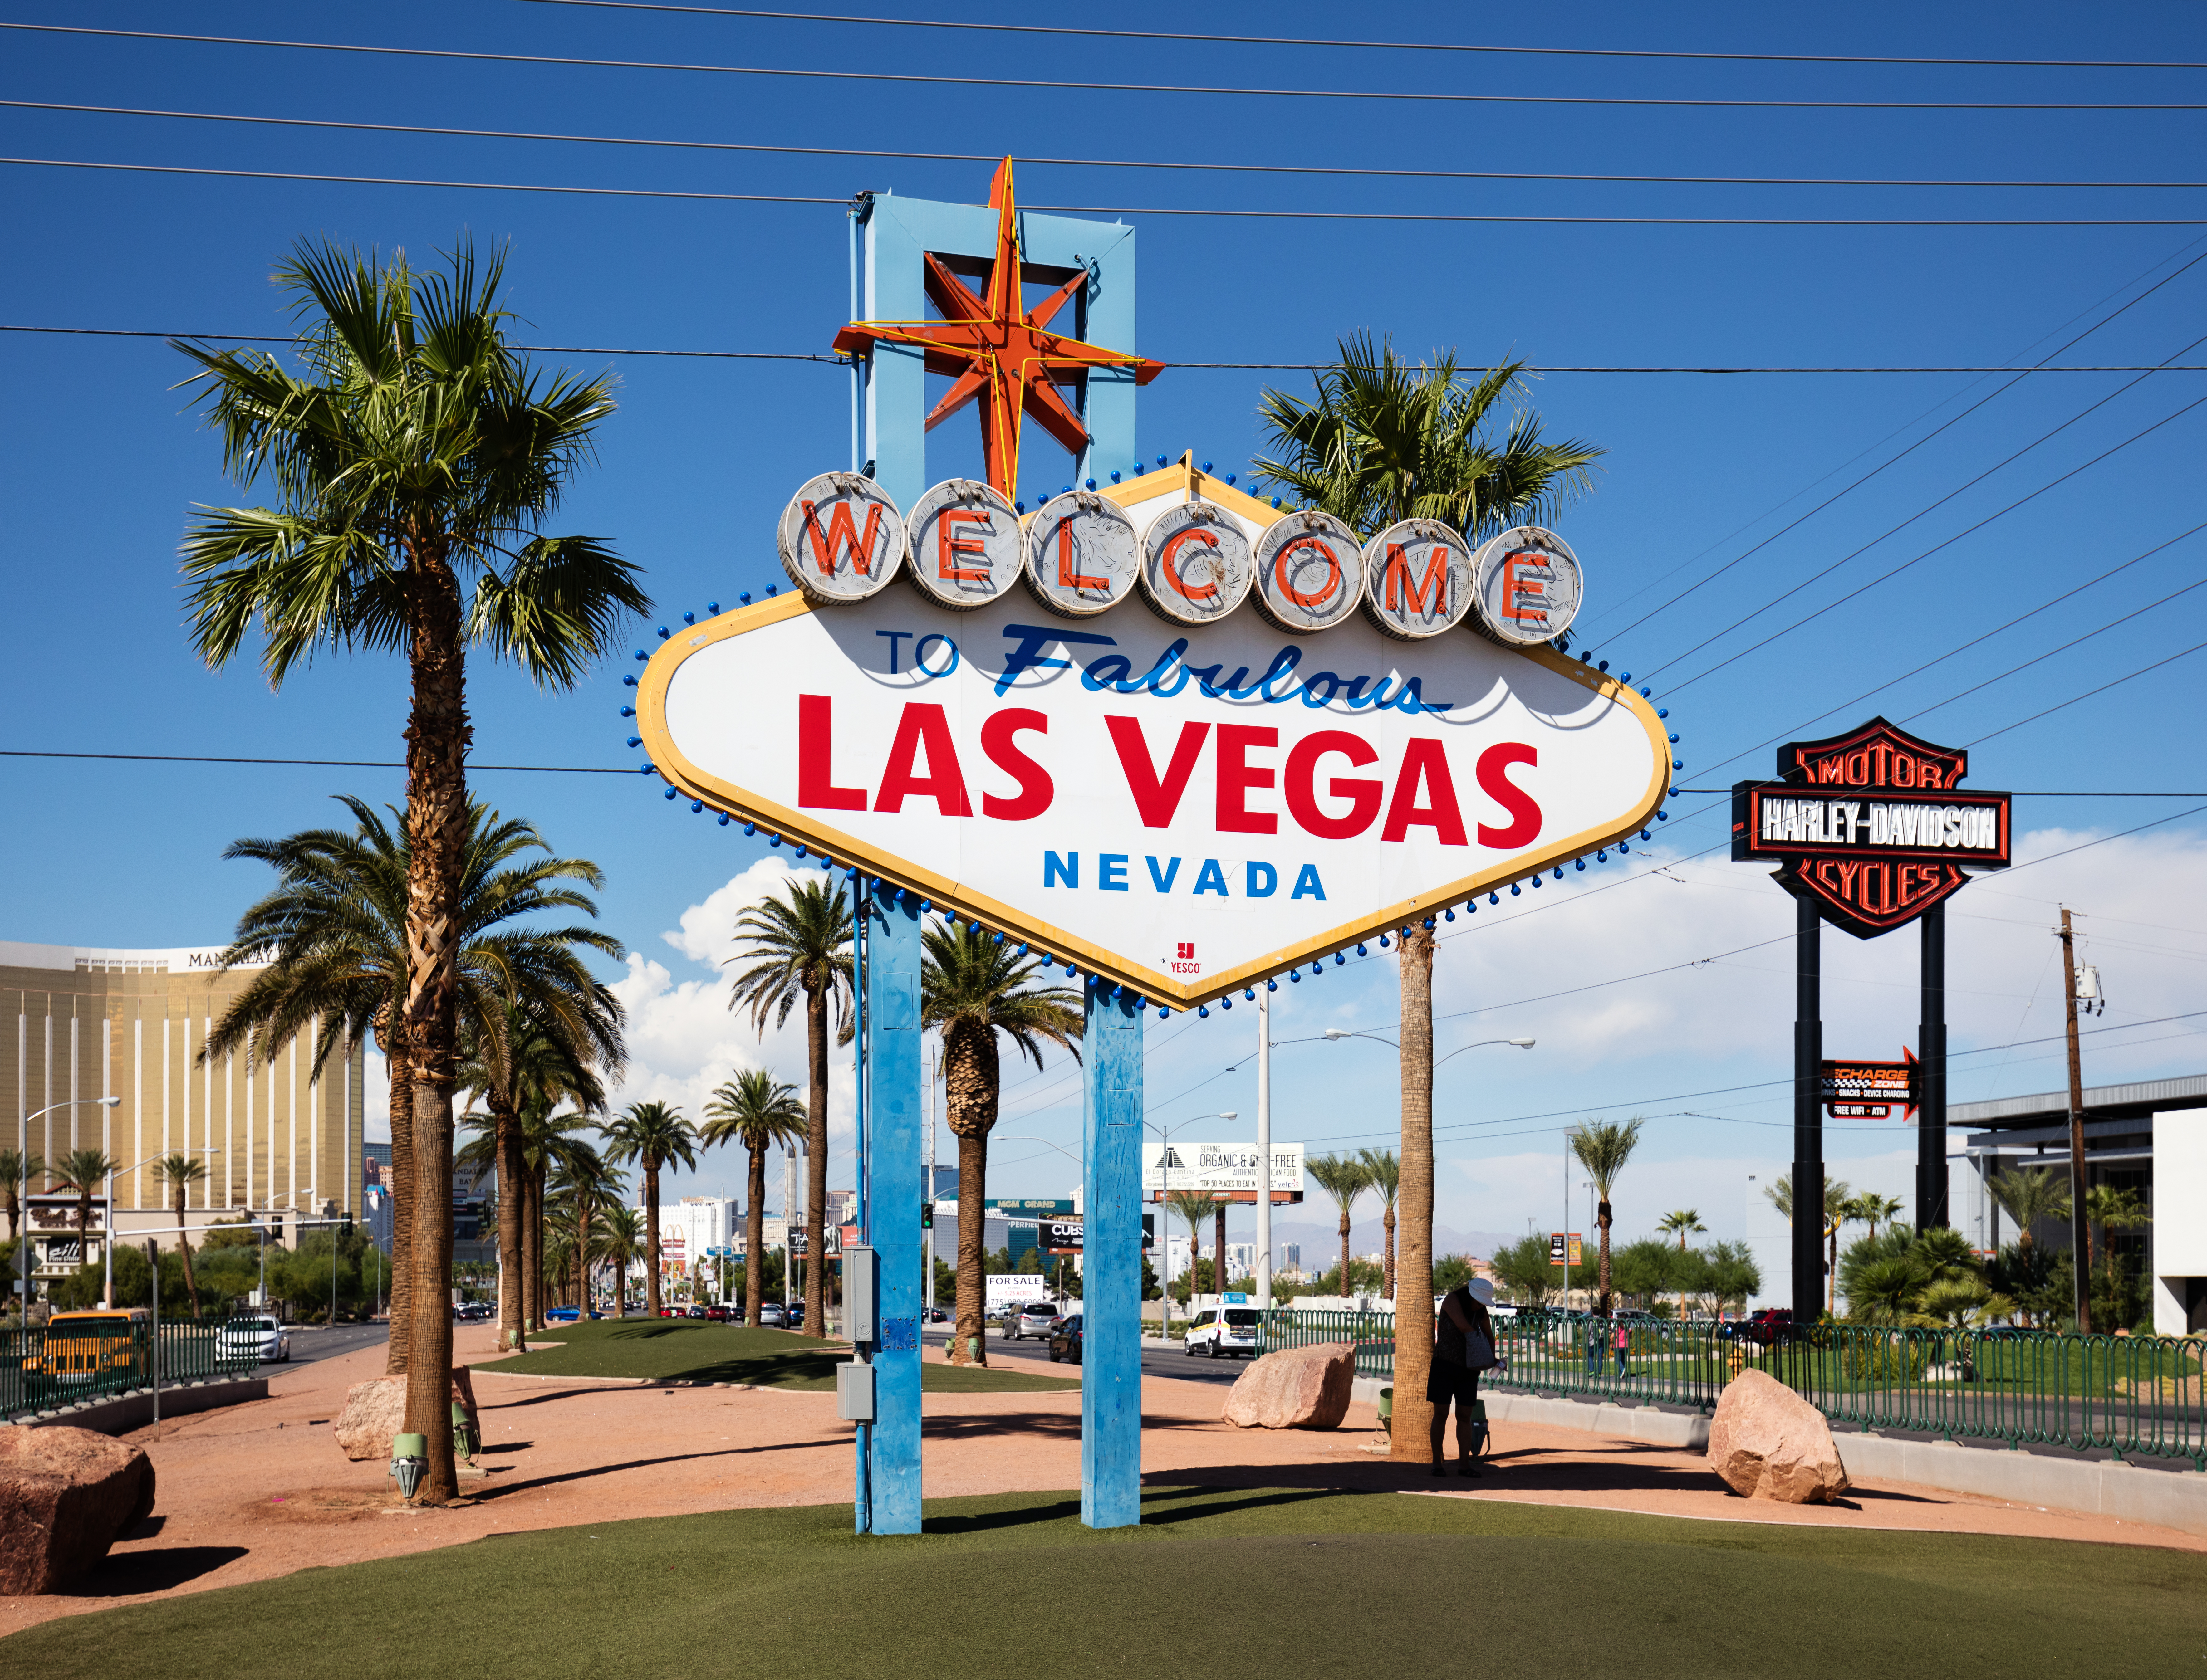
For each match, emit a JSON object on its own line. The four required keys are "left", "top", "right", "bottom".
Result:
{"left": 1427, "top": 1276, "right": 1497, "bottom": 1476}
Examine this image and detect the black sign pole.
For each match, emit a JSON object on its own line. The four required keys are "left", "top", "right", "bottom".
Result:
{"left": 1917, "top": 902, "right": 1948, "bottom": 1234}
{"left": 1793, "top": 893, "right": 1826, "bottom": 1323}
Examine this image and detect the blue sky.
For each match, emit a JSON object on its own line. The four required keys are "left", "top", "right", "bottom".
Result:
{"left": 3, "top": 2, "right": 2203, "bottom": 1266}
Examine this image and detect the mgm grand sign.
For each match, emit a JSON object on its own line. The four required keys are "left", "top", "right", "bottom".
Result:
{"left": 1731, "top": 718, "right": 2012, "bottom": 937}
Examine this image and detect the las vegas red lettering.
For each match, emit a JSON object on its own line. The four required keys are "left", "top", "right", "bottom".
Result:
{"left": 796, "top": 696, "right": 1542, "bottom": 848}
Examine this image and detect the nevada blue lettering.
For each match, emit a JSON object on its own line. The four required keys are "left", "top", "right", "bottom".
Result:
{"left": 1291, "top": 864, "right": 1327, "bottom": 901}
{"left": 1044, "top": 851, "right": 1078, "bottom": 889}
{"left": 1098, "top": 853, "right": 1130, "bottom": 891}
{"left": 1247, "top": 861, "right": 1278, "bottom": 898}
{"left": 1193, "top": 858, "right": 1229, "bottom": 895}
{"left": 1145, "top": 855, "right": 1182, "bottom": 892}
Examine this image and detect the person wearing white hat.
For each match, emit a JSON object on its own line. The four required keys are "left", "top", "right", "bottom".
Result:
{"left": 1427, "top": 1274, "right": 1499, "bottom": 1475}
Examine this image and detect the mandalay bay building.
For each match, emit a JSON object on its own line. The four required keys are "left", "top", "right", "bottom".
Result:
{"left": 2, "top": 938, "right": 365, "bottom": 1297}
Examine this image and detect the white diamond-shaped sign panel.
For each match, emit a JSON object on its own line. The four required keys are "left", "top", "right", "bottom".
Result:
{"left": 639, "top": 584, "right": 1668, "bottom": 1007}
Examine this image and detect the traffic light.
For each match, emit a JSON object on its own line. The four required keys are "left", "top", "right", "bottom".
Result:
{"left": 341, "top": 1212, "right": 354, "bottom": 1238}
{"left": 920, "top": 1200, "right": 934, "bottom": 1230}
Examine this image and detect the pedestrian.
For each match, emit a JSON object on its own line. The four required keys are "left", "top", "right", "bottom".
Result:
{"left": 1428, "top": 1276, "right": 1500, "bottom": 1477}
{"left": 1613, "top": 1317, "right": 1630, "bottom": 1378}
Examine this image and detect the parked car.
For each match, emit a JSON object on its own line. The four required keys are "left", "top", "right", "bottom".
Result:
{"left": 454, "top": 1302, "right": 493, "bottom": 1321}
{"left": 544, "top": 1305, "right": 583, "bottom": 1323}
{"left": 217, "top": 1315, "right": 292, "bottom": 1365}
{"left": 759, "top": 1302, "right": 786, "bottom": 1326}
{"left": 1726, "top": 1308, "right": 1798, "bottom": 1347}
{"left": 703, "top": 1305, "right": 734, "bottom": 1322}
{"left": 1182, "top": 1305, "right": 1261, "bottom": 1359}
{"left": 1003, "top": 1302, "right": 1062, "bottom": 1341}
{"left": 1046, "top": 1314, "right": 1084, "bottom": 1365}
{"left": 925, "top": 1306, "right": 950, "bottom": 1323}
{"left": 787, "top": 1302, "right": 806, "bottom": 1328}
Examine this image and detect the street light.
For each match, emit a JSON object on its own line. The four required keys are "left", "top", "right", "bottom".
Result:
{"left": 15, "top": 1096, "right": 120, "bottom": 1313}
{"left": 1145, "top": 1110, "right": 1238, "bottom": 1341}
{"left": 104, "top": 1146, "right": 221, "bottom": 1308}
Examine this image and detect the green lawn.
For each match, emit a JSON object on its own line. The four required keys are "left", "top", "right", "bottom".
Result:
{"left": 14, "top": 1487, "right": 2204, "bottom": 1677}
{"left": 474, "top": 1319, "right": 1080, "bottom": 1393}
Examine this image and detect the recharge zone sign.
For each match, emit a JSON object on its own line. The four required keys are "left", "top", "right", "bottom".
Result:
{"left": 636, "top": 463, "right": 1670, "bottom": 1006}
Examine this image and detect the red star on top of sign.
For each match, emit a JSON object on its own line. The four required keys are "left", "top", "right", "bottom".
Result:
{"left": 833, "top": 158, "right": 1164, "bottom": 498}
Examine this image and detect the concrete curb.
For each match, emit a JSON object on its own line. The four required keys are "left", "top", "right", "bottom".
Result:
{"left": 8, "top": 1376, "right": 271, "bottom": 1436}
{"left": 1831, "top": 1433, "right": 2207, "bottom": 1538}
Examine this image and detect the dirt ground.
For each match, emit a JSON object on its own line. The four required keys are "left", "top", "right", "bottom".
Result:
{"left": 5, "top": 1322, "right": 2200, "bottom": 1637}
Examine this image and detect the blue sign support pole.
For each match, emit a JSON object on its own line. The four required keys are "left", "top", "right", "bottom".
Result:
{"left": 1081, "top": 983, "right": 1144, "bottom": 1530}
{"left": 862, "top": 879, "right": 924, "bottom": 1534}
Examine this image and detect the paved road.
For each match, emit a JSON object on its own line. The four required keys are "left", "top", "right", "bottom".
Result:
{"left": 275, "top": 1322, "right": 390, "bottom": 1369}
{"left": 921, "top": 1328, "right": 1253, "bottom": 1386}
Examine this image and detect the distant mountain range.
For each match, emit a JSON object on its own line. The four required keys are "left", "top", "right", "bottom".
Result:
{"left": 1211, "top": 1214, "right": 1519, "bottom": 1266}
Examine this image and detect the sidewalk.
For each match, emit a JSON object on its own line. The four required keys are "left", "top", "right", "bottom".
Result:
{"left": 6, "top": 1320, "right": 2202, "bottom": 1639}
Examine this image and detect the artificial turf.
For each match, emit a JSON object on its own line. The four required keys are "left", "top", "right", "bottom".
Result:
{"left": 12, "top": 1487, "right": 2202, "bottom": 1678}
{"left": 473, "top": 1319, "right": 1081, "bottom": 1393}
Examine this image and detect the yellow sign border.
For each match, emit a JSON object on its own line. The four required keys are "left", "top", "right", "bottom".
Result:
{"left": 637, "top": 470, "right": 1672, "bottom": 1007}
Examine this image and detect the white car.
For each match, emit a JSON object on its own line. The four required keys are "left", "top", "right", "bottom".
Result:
{"left": 217, "top": 1316, "right": 292, "bottom": 1365}
{"left": 1182, "top": 1306, "right": 1261, "bottom": 1359}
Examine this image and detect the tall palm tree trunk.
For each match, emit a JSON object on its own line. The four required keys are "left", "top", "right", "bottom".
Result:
{"left": 804, "top": 983, "right": 829, "bottom": 1339}
{"left": 494, "top": 1099, "right": 524, "bottom": 1352}
{"left": 1214, "top": 1201, "right": 1228, "bottom": 1297}
{"left": 385, "top": 1032, "right": 415, "bottom": 1373}
{"left": 400, "top": 548, "right": 469, "bottom": 1507}
{"left": 172, "top": 1185, "right": 203, "bottom": 1318}
{"left": 1383, "top": 1203, "right": 1398, "bottom": 1300}
{"left": 1390, "top": 925, "right": 1437, "bottom": 1463}
{"left": 952, "top": 1125, "right": 988, "bottom": 1365}
{"left": 1337, "top": 1208, "right": 1353, "bottom": 1299}
{"left": 1597, "top": 1204, "right": 1614, "bottom": 1315}
{"left": 644, "top": 1162, "right": 662, "bottom": 1318}
{"left": 746, "top": 1145, "right": 768, "bottom": 1326}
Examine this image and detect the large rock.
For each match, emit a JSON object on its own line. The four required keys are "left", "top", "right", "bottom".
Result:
{"left": 334, "top": 1369, "right": 482, "bottom": 1462}
{"left": 1707, "top": 1367, "right": 1851, "bottom": 1504}
{"left": 1222, "top": 1342, "right": 1356, "bottom": 1430}
{"left": 0, "top": 1424, "right": 156, "bottom": 1594}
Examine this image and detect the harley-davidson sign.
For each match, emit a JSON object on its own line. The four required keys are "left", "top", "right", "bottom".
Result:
{"left": 1731, "top": 718, "right": 2011, "bottom": 937}
{"left": 1822, "top": 1049, "right": 1921, "bottom": 1121}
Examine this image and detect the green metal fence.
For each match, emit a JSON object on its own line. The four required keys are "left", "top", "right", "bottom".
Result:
{"left": 1258, "top": 1309, "right": 2207, "bottom": 1468}
{"left": 1, "top": 1320, "right": 262, "bottom": 1421}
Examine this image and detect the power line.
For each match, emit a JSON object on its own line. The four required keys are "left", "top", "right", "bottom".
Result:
{"left": 12, "top": 98, "right": 2206, "bottom": 191}
{"left": 11, "top": 325, "right": 2207, "bottom": 374}
{"left": 1659, "top": 384, "right": 2207, "bottom": 693}
{"left": 0, "top": 750, "right": 634, "bottom": 773}
{"left": 12, "top": 156, "right": 2207, "bottom": 227}
{"left": 7, "top": 23, "right": 2204, "bottom": 111}
{"left": 1664, "top": 519, "right": 2207, "bottom": 787}
{"left": 1965, "top": 645, "right": 2207, "bottom": 748}
{"left": 516, "top": 1, "right": 2207, "bottom": 72}
{"left": 1592, "top": 249, "right": 2207, "bottom": 652}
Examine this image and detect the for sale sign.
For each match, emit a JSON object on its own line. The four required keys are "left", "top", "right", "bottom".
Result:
{"left": 637, "top": 467, "right": 1668, "bottom": 1006}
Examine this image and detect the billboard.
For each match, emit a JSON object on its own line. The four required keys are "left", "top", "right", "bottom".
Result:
{"left": 636, "top": 465, "right": 1669, "bottom": 1005}
{"left": 1142, "top": 1140, "right": 1305, "bottom": 1201}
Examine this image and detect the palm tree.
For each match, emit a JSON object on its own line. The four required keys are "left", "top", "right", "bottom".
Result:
{"left": 601, "top": 1102, "right": 700, "bottom": 1319}
{"left": 547, "top": 1145, "right": 623, "bottom": 1314}
{"left": 50, "top": 1150, "right": 119, "bottom": 1277}
{"left": 1763, "top": 1170, "right": 1853, "bottom": 1311}
{"left": 1657, "top": 1209, "right": 1706, "bottom": 1251}
{"left": 207, "top": 796, "right": 623, "bottom": 1367}
{"left": 149, "top": 1154, "right": 211, "bottom": 1318}
{"left": 596, "top": 1205, "right": 643, "bottom": 1316}
{"left": 701, "top": 1071, "right": 807, "bottom": 1327}
{"left": 726, "top": 878, "right": 854, "bottom": 1341}
{"left": 1358, "top": 1149, "right": 1402, "bottom": 1299}
{"left": 2082, "top": 1183, "right": 2151, "bottom": 1287}
{"left": 1305, "top": 1153, "right": 1372, "bottom": 1306}
{"left": 1854, "top": 1192, "right": 1906, "bottom": 1243}
{"left": 1986, "top": 1165, "right": 2069, "bottom": 1253}
{"left": 1566, "top": 1118, "right": 1645, "bottom": 1316}
{"left": 919, "top": 919, "right": 1083, "bottom": 1367}
{"left": 1166, "top": 1190, "right": 1226, "bottom": 1301}
{"left": 178, "top": 238, "right": 648, "bottom": 1505}
{"left": 1259, "top": 340, "right": 1600, "bottom": 1468}
{"left": 0, "top": 1150, "right": 40, "bottom": 1243}
{"left": 458, "top": 1003, "right": 612, "bottom": 1350}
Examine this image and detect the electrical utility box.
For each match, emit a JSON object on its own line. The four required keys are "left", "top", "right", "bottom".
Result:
{"left": 844, "top": 1243, "right": 879, "bottom": 1344}
{"left": 835, "top": 1359, "right": 876, "bottom": 1423}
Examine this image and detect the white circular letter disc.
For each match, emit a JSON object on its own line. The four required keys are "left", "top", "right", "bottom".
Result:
{"left": 1022, "top": 492, "right": 1140, "bottom": 618}
{"left": 1470, "top": 525, "right": 1583, "bottom": 647}
{"left": 1251, "top": 510, "right": 1365, "bottom": 634}
{"left": 902, "top": 480, "right": 1025, "bottom": 610}
{"left": 776, "top": 473, "right": 907, "bottom": 603}
{"left": 1136, "top": 500, "right": 1255, "bottom": 627}
{"left": 1360, "top": 519, "right": 1475, "bottom": 640}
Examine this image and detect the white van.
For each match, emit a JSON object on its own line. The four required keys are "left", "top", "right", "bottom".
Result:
{"left": 1181, "top": 1302, "right": 1262, "bottom": 1359}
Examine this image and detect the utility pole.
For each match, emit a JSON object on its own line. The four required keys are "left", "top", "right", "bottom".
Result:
{"left": 1255, "top": 989, "right": 1272, "bottom": 1309}
{"left": 2058, "top": 907, "right": 2091, "bottom": 1333}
